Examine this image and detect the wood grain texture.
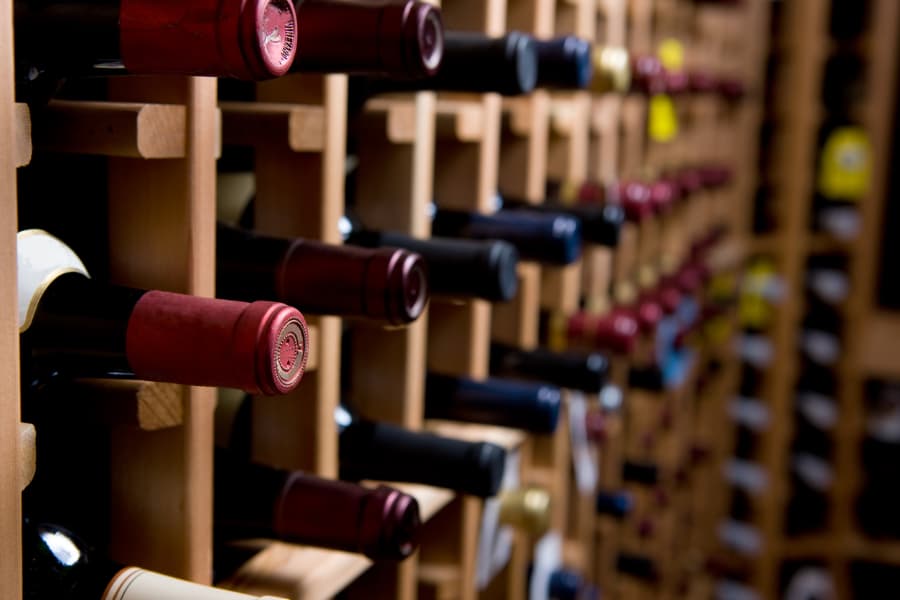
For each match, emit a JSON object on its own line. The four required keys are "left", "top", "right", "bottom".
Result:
{"left": 14, "top": 103, "right": 30, "bottom": 167}
{"left": 18, "top": 423, "right": 35, "bottom": 491}
{"left": 32, "top": 100, "right": 189, "bottom": 158}
{"left": 221, "top": 102, "right": 325, "bottom": 152}
{"left": 0, "top": 0, "right": 23, "bottom": 594}
{"left": 351, "top": 93, "right": 435, "bottom": 431}
{"left": 105, "top": 75, "right": 218, "bottom": 583}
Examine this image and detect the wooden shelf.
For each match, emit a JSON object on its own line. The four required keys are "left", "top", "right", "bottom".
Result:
{"left": 14, "top": 103, "right": 29, "bottom": 167}
{"left": 435, "top": 99, "right": 488, "bottom": 143}
{"left": 424, "top": 420, "right": 528, "bottom": 452}
{"left": 221, "top": 102, "right": 325, "bottom": 152}
{"left": 30, "top": 100, "right": 215, "bottom": 158}
{"left": 18, "top": 423, "right": 35, "bottom": 491}
{"left": 220, "top": 483, "right": 455, "bottom": 600}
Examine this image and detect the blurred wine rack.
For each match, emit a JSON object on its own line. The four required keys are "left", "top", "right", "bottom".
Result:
{"left": 0, "top": 0, "right": 772, "bottom": 599}
{"left": 720, "top": 1, "right": 900, "bottom": 598}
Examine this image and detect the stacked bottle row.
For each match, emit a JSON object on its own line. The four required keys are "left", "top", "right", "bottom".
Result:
{"left": 717, "top": 0, "right": 900, "bottom": 598}
{"left": 0, "top": 1, "right": 769, "bottom": 600}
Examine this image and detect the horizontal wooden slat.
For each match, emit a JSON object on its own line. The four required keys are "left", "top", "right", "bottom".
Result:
{"left": 18, "top": 423, "right": 35, "bottom": 491}
{"left": 435, "top": 99, "right": 485, "bottom": 142}
{"left": 221, "top": 540, "right": 372, "bottom": 600}
{"left": 219, "top": 483, "right": 453, "bottom": 600}
{"left": 425, "top": 420, "right": 528, "bottom": 452}
{"left": 220, "top": 101, "right": 325, "bottom": 152}
{"left": 31, "top": 100, "right": 207, "bottom": 158}
{"left": 417, "top": 563, "right": 463, "bottom": 600}
{"left": 491, "top": 262, "right": 541, "bottom": 348}
{"left": 364, "top": 98, "right": 419, "bottom": 144}
{"left": 857, "top": 312, "right": 900, "bottom": 377}
{"left": 501, "top": 97, "right": 535, "bottom": 137}
{"left": 15, "top": 103, "right": 30, "bottom": 167}
{"left": 69, "top": 379, "right": 183, "bottom": 431}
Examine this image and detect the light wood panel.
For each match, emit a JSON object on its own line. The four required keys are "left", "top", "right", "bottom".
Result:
{"left": 0, "top": 0, "right": 21, "bottom": 597}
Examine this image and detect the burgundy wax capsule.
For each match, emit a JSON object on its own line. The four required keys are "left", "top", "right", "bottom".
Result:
{"left": 292, "top": 0, "right": 444, "bottom": 78}
{"left": 567, "top": 309, "right": 638, "bottom": 355}
{"left": 688, "top": 70, "right": 718, "bottom": 94}
{"left": 617, "top": 181, "right": 654, "bottom": 222}
{"left": 653, "top": 284, "right": 682, "bottom": 315}
{"left": 662, "top": 69, "right": 690, "bottom": 95}
{"left": 630, "top": 54, "right": 665, "bottom": 94}
{"left": 585, "top": 409, "right": 607, "bottom": 444}
{"left": 119, "top": 0, "right": 298, "bottom": 79}
{"left": 678, "top": 168, "right": 704, "bottom": 196}
{"left": 648, "top": 180, "right": 677, "bottom": 214}
{"left": 634, "top": 298, "right": 663, "bottom": 334}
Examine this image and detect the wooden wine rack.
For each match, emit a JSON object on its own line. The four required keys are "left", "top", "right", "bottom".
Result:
{"left": 728, "top": 1, "right": 900, "bottom": 598}
{"left": 0, "top": 0, "right": 770, "bottom": 599}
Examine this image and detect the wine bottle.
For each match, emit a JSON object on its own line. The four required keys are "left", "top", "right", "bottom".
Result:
{"left": 497, "top": 195, "right": 624, "bottom": 248}
{"left": 798, "top": 302, "right": 842, "bottom": 368}
{"left": 533, "top": 35, "right": 593, "bottom": 90}
{"left": 335, "top": 405, "right": 507, "bottom": 497}
{"left": 828, "top": 0, "right": 870, "bottom": 41}
{"left": 23, "top": 519, "right": 285, "bottom": 600}
{"left": 595, "top": 490, "right": 634, "bottom": 519}
{"left": 341, "top": 215, "right": 520, "bottom": 302}
{"left": 217, "top": 393, "right": 508, "bottom": 498}
{"left": 714, "top": 579, "right": 760, "bottom": 600}
{"left": 14, "top": 0, "right": 297, "bottom": 102}
{"left": 290, "top": 0, "right": 444, "bottom": 78}
{"left": 821, "top": 52, "right": 866, "bottom": 114}
{"left": 214, "top": 449, "right": 420, "bottom": 560}
{"left": 591, "top": 45, "right": 631, "bottom": 94}
{"left": 425, "top": 373, "right": 562, "bottom": 433}
{"left": 351, "top": 30, "right": 538, "bottom": 96}
{"left": 629, "top": 55, "right": 666, "bottom": 95}
{"left": 724, "top": 458, "right": 768, "bottom": 496}
{"left": 718, "top": 519, "right": 762, "bottom": 556}
{"left": 565, "top": 308, "right": 640, "bottom": 355}
{"left": 216, "top": 222, "right": 428, "bottom": 326}
{"left": 18, "top": 229, "right": 307, "bottom": 395}
{"left": 805, "top": 254, "right": 850, "bottom": 307}
{"left": 489, "top": 343, "right": 610, "bottom": 393}
{"left": 627, "top": 365, "right": 665, "bottom": 392}
{"left": 812, "top": 118, "right": 870, "bottom": 240}
{"left": 430, "top": 206, "right": 582, "bottom": 265}
{"left": 616, "top": 552, "right": 659, "bottom": 582}
{"left": 784, "top": 452, "right": 832, "bottom": 535}
{"left": 498, "top": 485, "right": 552, "bottom": 535}
{"left": 547, "top": 568, "right": 599, "bottom": 600}
{"left": 621, "top": 460, "right": 659, "bottom": 486}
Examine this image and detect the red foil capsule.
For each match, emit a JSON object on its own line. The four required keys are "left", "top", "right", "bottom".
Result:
{"left": 662, "top": 69, "right": 690, "bottom": 95}
{"left": 617, "top": 181, "right": 654, "bottom": 222}
{"left": 585, "top": 409, "right": 607, "bottom": 444}
{"left": 688, "top": 70, "right": 718, "bottom": 94}
{"left": 293, "top": 0, "right": 445, "bottom": 78}
{"left": 125, "top": 293, "right": 308, "bottom": 395}
{"left": 119, "top": 0, "right": 298, "bottom": 79}
{"left": 634, "top": 299, "right": 663, "bottom": 334}
{"left": 593, "top": 309, "right": 639, "bottom": 355}
{"left": 677, "top": 168, "right": 704, "bottom": 196}
{"left": 648, "top": 180, "right": 677, "bottom": 214}
{"left": 275, "top": 478, "right": 420, "bottom": 560}
{"left": 654, "top": 285, "right": 682, "bottom": 315}
{"left": 630, "top": 54, "right": 665, "bottom": 94}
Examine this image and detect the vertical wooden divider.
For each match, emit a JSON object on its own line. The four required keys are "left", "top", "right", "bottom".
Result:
{"left": 350, "top": 92, "right": 435, "bottom": 431}
{"left": 342, "top": 90, "right": 437, "bottom": 600}
{"left": 106, "top": 75, "right": 218, "bottom": 581}
{"left": 0, "top": 0, "right": 22, "bottom": 594}
{"left": 832, "top": 1, "right": 900, "bottom": 596}
{"left": 250, "top": 74, "right": 346, "bottom": 479}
